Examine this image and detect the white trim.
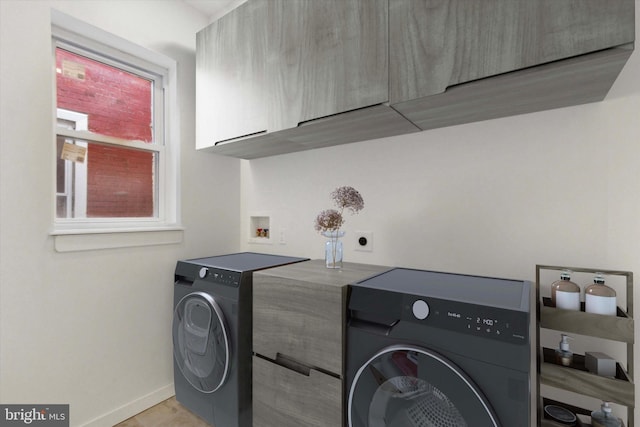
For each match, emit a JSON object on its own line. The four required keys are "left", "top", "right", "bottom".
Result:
{"left": 79, "top": 384, "right": 175, "bottom": 427}
{"left": 51, "top": 9, "right": 175, "bottom": 74}
{"left": 50, "top": 9, "right": 180, "bottom": 242}
{"left": 53, "top": 227, "right": 184, "bottom": 252}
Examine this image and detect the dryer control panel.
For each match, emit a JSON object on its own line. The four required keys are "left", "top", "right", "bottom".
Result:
{"left": 197, "top": 267, "right": 242, "bottom": 287}
{"left": 175, "top": 261, "right": 242, "bottom": 287}
{"left": 403, "top": 295, "right": 529, "bottom": 345}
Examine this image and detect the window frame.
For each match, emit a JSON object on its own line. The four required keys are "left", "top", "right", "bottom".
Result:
{"left": 56, "top": 108, "right": 89, "bottom": 219}
{"left": 50, "top": 10, "right": 181, "bottom": 251}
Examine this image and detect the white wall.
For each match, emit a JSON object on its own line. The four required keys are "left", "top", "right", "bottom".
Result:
{"left": 241, "top": 3, "right": 640, "bottom": 421}
{"left": 0, "top": 1, "right": 240, "bottom": 426}
{"left": 241, "top": 7, "right": 639, "bottom": 276}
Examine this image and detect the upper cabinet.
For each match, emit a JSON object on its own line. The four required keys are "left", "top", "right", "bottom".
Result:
{"left": 196, "top": 0, "right": 635, "bottom": 158}
{"left": 266, "top": 0, "right": 388, "bottom": 132}
{"left": 196, "top": 0, "right": 418, "bottom": 156}
{"left": 389, "top": 0, "right": 635, "bottom": 103}
{"left": 389, "top": 0, "right": 636, "bottom": 131}
{"left": 196, "top": 0, "right": 268, "bottom": 149}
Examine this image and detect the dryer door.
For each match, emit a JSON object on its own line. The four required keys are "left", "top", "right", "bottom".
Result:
{"left": 173, "top": 291, "right": 230, "bottom": 393}
{"left": 348, "top": 345, "right": 499, "bottom": 427}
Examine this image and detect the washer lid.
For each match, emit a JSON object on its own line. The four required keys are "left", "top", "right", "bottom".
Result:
{"left": 354, "top": 268, "right": 530, "bottom": 312}
{"left": 184, "top": 252, "right": 308, "bottom": 272}
{"left": 349, "top": 345, "right": 500, "bottom": 427}
{"left": 173, "top": 291, "right": 230, "bottom": 393}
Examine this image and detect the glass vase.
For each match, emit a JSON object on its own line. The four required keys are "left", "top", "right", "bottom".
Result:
{"left": 322, "top": 230, "right": 345, "bottom": 269}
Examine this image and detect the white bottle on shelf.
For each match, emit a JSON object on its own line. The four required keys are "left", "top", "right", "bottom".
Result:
{"left": 585, "top": 273, "right": 617, "bottom": 316}
{"left": 551, "top": 270, "right": 581, "bottom": 311}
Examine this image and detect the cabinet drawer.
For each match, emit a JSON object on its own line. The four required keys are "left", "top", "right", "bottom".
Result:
{"left": 253, "top": 355, "right": 342, "bottom": 427}
{"left": 253, "top": 274, "right": 345, "bottom": 374}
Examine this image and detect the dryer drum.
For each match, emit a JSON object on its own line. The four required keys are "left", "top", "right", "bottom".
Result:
{"left": 369, "top": 376, "right": 467, "bottom": 427}
{"left": 173, "top": 291, "right": 230, "bottom": 393}
{"left": 348, "top": 345, "right": 500, "bottom": 427}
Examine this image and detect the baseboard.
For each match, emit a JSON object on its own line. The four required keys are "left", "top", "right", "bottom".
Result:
{"left": 80, "top": 384, "right": 175, "bottom": 427}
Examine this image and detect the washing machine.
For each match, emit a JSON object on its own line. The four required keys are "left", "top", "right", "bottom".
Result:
{"left": 346, "top": 268, "right": 532, "bottom": 427}
{"left": 173, "top": 252, "right": 308, "bottom": 426}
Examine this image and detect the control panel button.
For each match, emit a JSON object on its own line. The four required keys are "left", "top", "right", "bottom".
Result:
{"left": 412, "top": 299, "right": 430, "bottom": 320}
{"left": 198, "top": 267, "right": 208, "bottom": 279}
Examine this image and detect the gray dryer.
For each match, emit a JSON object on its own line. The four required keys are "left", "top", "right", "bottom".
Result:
{"left": 346, "top": 268, "right": 532, "bottom": 427}
{"left": 173, "top": 252, "right": 308, "bottom": 426}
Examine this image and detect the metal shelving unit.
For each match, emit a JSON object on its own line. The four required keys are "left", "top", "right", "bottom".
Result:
{"left": 536, "top": 265, "right": 634, "bottom": 427}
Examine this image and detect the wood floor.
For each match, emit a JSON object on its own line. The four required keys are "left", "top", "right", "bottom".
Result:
{"left": 114, "top": 397, "right": 210, "bottom": 427}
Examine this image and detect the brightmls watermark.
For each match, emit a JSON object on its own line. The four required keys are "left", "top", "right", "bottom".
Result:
{"left": 0, "top": 405, "right": 68, "bottom": 426}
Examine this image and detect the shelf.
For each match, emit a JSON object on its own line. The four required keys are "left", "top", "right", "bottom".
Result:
{"left": 541, "top": 418, "right": 590, "bottom": 427}
{"left": 537, "top": 265, "right": 634, "bottom": 316}
{"left": 540, "top": 298, "right": 634, "bottom": 343}
{"left": 540, "top": 348, "right": 634, "bottom": 407}
{"left": 541, "top": 398, "right": 589, "bottom": 426}
{"left": 536, "top": 264, "right": 634, "bottom": 427}
{"left": 540, "top": 398, "right": 627, "bottom": 427}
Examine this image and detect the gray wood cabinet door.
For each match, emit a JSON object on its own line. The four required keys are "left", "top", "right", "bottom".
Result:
{"left": 266, "top": 0, "right": 389, "bottom": 132}
{"left": 197, "top": 0, "right": 388, "bottom": 148}
{"left": 196, "top": 0, "right": 268, "bottom": 148}
{"left": 253, "top": 273, "right": 345, "bottom": 374}
{"left": 253, "top": 261, "right": 390, "bottom": 374}
{"left": 253, "top": 356, "right": 342, "bottom": 427}
{"left": 252, "top": 261, "right": 389, "bottom": 427}
{"left": 389, "top": 0, "right": 636, "bottom": 104}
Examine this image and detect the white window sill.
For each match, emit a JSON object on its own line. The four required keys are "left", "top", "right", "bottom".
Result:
{"left": 51, "top": 226, "right": 184, "bottom": 252}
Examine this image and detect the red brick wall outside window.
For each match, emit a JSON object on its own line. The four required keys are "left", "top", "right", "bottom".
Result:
{"left": 56, "top": 48, "right": 154, "bottom": 217}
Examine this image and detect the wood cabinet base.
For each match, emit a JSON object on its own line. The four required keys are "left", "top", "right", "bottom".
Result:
{"left": 253, "top": 355, "right": 342, "bottom": 427}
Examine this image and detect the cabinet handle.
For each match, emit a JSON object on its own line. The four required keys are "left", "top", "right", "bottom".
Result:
{"left": 214, "top": 130, "right": 267, "bottom": 146}
{"left": 297, "top": 103, "right": 385, "bottom": 128}
{"left": 274, "top": 353, "right": 311, "bottom": 376}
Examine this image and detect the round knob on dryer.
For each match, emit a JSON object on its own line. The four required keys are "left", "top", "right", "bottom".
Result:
{"left": 412, "top": 299, "right": 430, "bottom": 320}
{"left": 198, "top": 267, "right": 208, "bottom": 279}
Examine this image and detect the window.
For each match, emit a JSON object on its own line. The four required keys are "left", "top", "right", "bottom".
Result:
{"left": 51, "top": 10, "right": 180, "bottom": 249}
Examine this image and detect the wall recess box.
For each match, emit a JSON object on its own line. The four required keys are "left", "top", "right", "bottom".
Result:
{"left": 249, "top": 216, "right": 271, "bottom": 243}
